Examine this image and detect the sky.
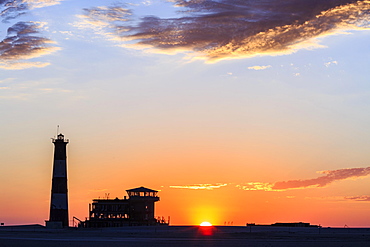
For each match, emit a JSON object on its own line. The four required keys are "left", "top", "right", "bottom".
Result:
{"left": 1, "top": 0, "right": 370, "bottom": 227}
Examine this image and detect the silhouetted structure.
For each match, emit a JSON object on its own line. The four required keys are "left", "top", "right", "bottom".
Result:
{"left": 83, "top": 187, "right": 168, "bottom": 227}
{"left": 246, "top": 222, "right": 320, "bottom": 228}
{"left": 46, "top": 133, "right": 69, "bottom": 228}
{"left": 271, "top": 222, "right": 319, "bottom": 227}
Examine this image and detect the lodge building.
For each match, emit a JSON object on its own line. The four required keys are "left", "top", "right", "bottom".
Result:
{"left": 82, "top": 186, "right": 168, "bottom": 227}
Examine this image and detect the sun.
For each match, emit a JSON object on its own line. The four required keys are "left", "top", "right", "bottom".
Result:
{"left": 200, "top": 221, "right": 212, "bottom": 226}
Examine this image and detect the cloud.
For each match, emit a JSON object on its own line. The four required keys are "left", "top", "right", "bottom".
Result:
{"left": 75, "top": 3, "right": 131, "bottom": 40}
{"left": 81, "top": 4, "right": 131, "bottom": 25}
{"left": 168, "top": 167, "right": 370, "bottom": 192}
{"left": 235, "top": 167, "right": 370, "bottom": 191}
{"left": 81, "top": 0, "right": 370, "bottom": 61}
{"left": 26, "top": 0, "right": 63, "bottom": 9}
{"left": 248, "top": 65, "right": 272, "bottom": 70}
{"left": 236, "top": 182, "right": 275, "bottom": 191}
{"left": 273, "top": 167, "right": 370, "bottom": 190}
{"left": 324, "top": 61, "right": 338, "bottom": 67}
{"left": 170, "top": 183, "right": 228, "bottom": 190}
{"left": 0, "top": 21, "right": 60, "bottom": 69}
{"left": 0, "top": 1, "right": 62, "bottom": 69}
{"left": 0, "top": 0, "right": 62, "bottom": 22}
{"left": 0, "top": 61, "right": 50, "bottom": 69}
{"left": 345, "top": 195, "right": 370, "bottom": 201}
{"left": 141, "top": 1, "right": 152, "bottom": 6}
{"left": 0, "top": 0, "right": 28, "bottom": 22}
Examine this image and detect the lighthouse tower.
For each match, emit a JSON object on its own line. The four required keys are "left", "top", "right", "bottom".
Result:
{"left": 47, "top": 133, "right": 69, "bottom": 228}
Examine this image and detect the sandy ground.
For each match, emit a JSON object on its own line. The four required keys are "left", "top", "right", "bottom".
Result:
{"left": 1, "top": 225, "right": 370, "bottom": 247}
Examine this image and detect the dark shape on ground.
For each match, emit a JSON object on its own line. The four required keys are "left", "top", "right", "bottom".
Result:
{"left": 82, "top": 186, "right": 169, "bottom": 227}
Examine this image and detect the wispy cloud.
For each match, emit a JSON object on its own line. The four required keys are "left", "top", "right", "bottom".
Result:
{"left": 0, "top": 0, "right": 62, "bottom": 22}
{"left": 0, "top": 61, "right": 50, "bottom": 70}
{"left": 80, "top": 4, "right": 131, "bottom": 26}
{"left": 0, "top": 21, "right": 60, "bottom": 69}
{"left": 273, "top": 167, "right": 370, "bottom": 190}
{"left": 169, "top": 167, "right": 370, "bottom": 192}
{"left": 80, "top": 0, "right": 370, "bottom": 61}
{"left": 345, "top": 195, "right": 370, "bottom": 201}
{"left": 234, "top": 167, "right": 370, "bottom": 191}
{"left": 248, "top": 65, "right": 272, "bottom": 70}
{"left": 26, "top": 0, "right": 63, "bottom": 9}
{"left": 75, "top": 3, "right": 131, "bottom": 40}
{"left": 236, "top": 182, "right": 275, "bottom": 191}
{"left": 1, "top": 0, "right": 27, "bottom": 23}
{"left": 170, "top": 183, "right": 228, "bottom": 190}
{"left": 0, "top": 1, "right": 62, "bottom": 70}
{"left": 141, "top": 1, "right": 152, "bottom": 6}
{"left": 0, "top": 81, "right": 72, "bottom": 100}
{"left": 324, "top": 61, "right": 339, "bottom": 67}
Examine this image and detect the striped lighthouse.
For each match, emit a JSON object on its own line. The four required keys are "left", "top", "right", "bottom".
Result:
{"left": 47, "top": 133, "right": 69, "bottom": 228}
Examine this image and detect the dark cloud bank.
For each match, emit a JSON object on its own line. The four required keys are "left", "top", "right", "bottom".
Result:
{"left": 85, "top": 0, "right": 370, "bottom": 61}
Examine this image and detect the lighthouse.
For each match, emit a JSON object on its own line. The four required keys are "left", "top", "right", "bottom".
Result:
{"left": 46, "top": 133, "right": 69, "bottom": 228}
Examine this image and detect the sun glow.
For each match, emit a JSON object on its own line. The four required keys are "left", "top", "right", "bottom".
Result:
{"left": 200, "top": 221, "right": 212, "bottom": 226}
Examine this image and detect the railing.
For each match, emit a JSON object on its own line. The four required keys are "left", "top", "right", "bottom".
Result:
{"left": 52, "top": 138, "right": 69, "bottom": 142}
{"left": 156, "top": 216, "right": 170, "bottom": 225}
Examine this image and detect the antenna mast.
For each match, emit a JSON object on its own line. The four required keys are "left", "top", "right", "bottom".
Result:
{"left": 57, "top": 125, "right": 60, "bottom": 136}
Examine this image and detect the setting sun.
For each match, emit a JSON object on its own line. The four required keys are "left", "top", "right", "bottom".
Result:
{"left": 200, "top": 222, "right": 212, "bottom": 226}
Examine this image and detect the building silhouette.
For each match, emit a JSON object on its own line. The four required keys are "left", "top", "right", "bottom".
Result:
{"left": 46, "top": 133, "right": 69, "bottom": 228}
{"left": 83, "top": 187, "right": 168, "bottom": 227}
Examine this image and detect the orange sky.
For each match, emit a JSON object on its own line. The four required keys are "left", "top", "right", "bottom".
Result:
{"left": 1, "top": 129, "right": 370, "bottom": 227}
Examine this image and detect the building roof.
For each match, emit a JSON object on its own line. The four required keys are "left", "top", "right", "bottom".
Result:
{"left": 126, "top": 186, "right": 158, "bottom": 193}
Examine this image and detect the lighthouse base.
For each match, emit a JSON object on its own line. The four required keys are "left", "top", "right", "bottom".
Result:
{"left": 45, "top": 221, "right": 63, "bottom": 229}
